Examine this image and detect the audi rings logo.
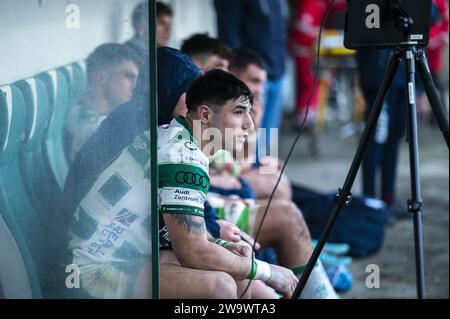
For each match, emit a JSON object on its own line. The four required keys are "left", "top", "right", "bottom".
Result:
{"left": 175, "top": 171, "right": 208, "bottom": 187}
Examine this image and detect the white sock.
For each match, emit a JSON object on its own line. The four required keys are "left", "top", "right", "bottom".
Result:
{"left": 292, "top": 259, "right": 339, "bottom": 299}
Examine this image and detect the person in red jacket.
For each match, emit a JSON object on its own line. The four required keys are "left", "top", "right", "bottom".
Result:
{"left": 426, "top": 0, "right": 449, "bottom": 99}
{"left": 291, "top": 0, "right": 345, "bottom": 128}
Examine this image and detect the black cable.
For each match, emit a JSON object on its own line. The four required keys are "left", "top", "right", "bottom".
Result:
{"left": 239, "top": 0, "right": 336, "bottom": 299}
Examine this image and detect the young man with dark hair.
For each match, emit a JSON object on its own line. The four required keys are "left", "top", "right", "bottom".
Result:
{"left": 181, "top": 33, "right": 232, "bottom": 72}
{"left": 229, "top": 48, "right": 267, "bottom": 127}
{"left": 164, "top": 54, "right": 338, "bottom": 299}
{"left": 64, "top": 55, "right": 296, "bottom": 298}
{"left": 205, "top": 53, "right": 339, "bottom": 299}
{"left": 226, "top": 48, "right": 293, "bottom": 199}
{"left": 65, "top": 43, "right": 140, "bottom": 161}
{"left": 157, "top": 69, "right": 298, "bottom": 298}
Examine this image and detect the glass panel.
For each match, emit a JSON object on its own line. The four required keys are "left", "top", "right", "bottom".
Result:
{"left": 0, "top": 0, "right": 151, "bottom": 299}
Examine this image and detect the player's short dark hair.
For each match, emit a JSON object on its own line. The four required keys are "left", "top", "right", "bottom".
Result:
{"left": 156, "top": 1, "right": 173, "bottom": 18}
{"left": 186, "top": 69, "right": 253, "bottom": 113}
{"left": 86, "top": 43, "right": 141, "bottom": 80}
{"left": 229, "top": 48, "right": 266, "bottom": 72}
{"left": 181, "top": 33, "right": 232, "bottom": 62}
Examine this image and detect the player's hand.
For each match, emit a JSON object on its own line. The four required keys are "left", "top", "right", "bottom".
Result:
{"left": 265, "top": 264, "right": 298, "bottom": 298}
{"left": 209, "top": 171, "right": 242, "bottom": 189}
{"left": 240, "top": 231, "right": 261, "bottom": 251}
{"left": 225, "top": 242, "right": 252, "bottom": 257}
{"left": 217, "top": 219, "right": 241, "bottom": 242}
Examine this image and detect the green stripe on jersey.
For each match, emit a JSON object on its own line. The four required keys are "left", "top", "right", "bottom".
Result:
{"left": 159, "top": 163, "right": 209, "bottom": 194}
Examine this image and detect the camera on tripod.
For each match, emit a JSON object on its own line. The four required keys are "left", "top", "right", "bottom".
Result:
{"left": 294, "top": 0, "right": 449, "bottom": 299}
{"left": 344, "top": 0, "right": 432, "bottom": 48}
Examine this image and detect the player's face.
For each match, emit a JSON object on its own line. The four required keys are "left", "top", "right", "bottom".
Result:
{"left": 212, "top": 96, "right": 254, "bottom": 153}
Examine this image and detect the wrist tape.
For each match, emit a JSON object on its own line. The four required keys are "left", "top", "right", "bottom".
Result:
{"left": 214, "top": 239, "right": 230, "bottom": 247}
{"left": 248, "top": 259, "right": 271, "bottom": 281}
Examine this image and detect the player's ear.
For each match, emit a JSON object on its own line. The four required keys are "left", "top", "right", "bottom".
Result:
{"left": 197, "top": 104, "right": 212, "bottom": 124}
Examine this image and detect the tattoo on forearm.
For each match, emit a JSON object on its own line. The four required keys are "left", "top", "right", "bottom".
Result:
{"left": 173, "top": 214, "right": 205, "bottom": 235}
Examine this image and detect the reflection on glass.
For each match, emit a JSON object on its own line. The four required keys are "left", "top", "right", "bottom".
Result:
{"left": 0, "top": 0, "right": 151, "bottom": 299}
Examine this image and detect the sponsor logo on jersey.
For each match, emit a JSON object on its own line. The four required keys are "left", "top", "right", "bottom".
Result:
{"left": 175, "top": 171, "right": 208, "bottom": 187}
{"left": 115, "top": 208, "right": 138, "bottom": 227}
{"left": 183, "top": 155, "right": 208, "bottom": 168}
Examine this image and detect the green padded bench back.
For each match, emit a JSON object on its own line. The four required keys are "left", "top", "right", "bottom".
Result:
{"left": 0, "top": 84, "right": 48, "bottom": 298}
{"left": 15, "top": 78, "right": 62, "bottom": 222}
{"left": 36, "top": 70, "right": 70, "bottom": 191}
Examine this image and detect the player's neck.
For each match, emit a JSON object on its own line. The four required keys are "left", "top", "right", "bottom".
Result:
{"left": 184, "top": 114, "right": 210, "bottom": 153}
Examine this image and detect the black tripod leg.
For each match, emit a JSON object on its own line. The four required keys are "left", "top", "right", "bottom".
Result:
{"left": 292, "top": 51, "right": 402, "bottom": 299}
{"left": 404, "top": 49, "right": 426, "bottom": 299}
{"left": 415, "top": 50, "right": 449, "bottom": 147}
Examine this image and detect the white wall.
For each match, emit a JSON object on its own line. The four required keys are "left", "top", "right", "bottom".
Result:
{"left": 0, "top": 0, "right": 142, "bottom": 85}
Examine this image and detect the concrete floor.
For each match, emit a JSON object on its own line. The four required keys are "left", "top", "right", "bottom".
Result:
{"left": 278, "top": 116, "right": 449, "bottom": 299}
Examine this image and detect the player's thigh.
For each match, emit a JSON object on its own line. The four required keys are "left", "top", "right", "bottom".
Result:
{"left": 252, "top": 199, "right": 304, "bottom": 243}
{"left": 140, "top": 250, "right": 239, "bottom": 299}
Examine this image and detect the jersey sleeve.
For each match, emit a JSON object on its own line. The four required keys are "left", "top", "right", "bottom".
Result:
{"left": 159, "top": 162, "right": 209, "bottom": 217}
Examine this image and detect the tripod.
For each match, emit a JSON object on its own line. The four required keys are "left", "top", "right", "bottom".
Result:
{"left": 292, "top": 46, "right": 449, "bottom": 299}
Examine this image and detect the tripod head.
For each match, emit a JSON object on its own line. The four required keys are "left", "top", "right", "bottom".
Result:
{"left": 391, "top": 0, "right": 414, "bottom": 32}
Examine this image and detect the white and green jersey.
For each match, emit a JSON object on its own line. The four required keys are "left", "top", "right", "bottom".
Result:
{"left": 158, "top": 116, "right": 210, "bottom": 249}
{"left": 65, "top": 116, "right": 209, "bottom": 297}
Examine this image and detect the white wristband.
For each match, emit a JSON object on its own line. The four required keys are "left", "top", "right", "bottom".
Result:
{"left": 254, "top": 260, "right": 271, "bottom": 281}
